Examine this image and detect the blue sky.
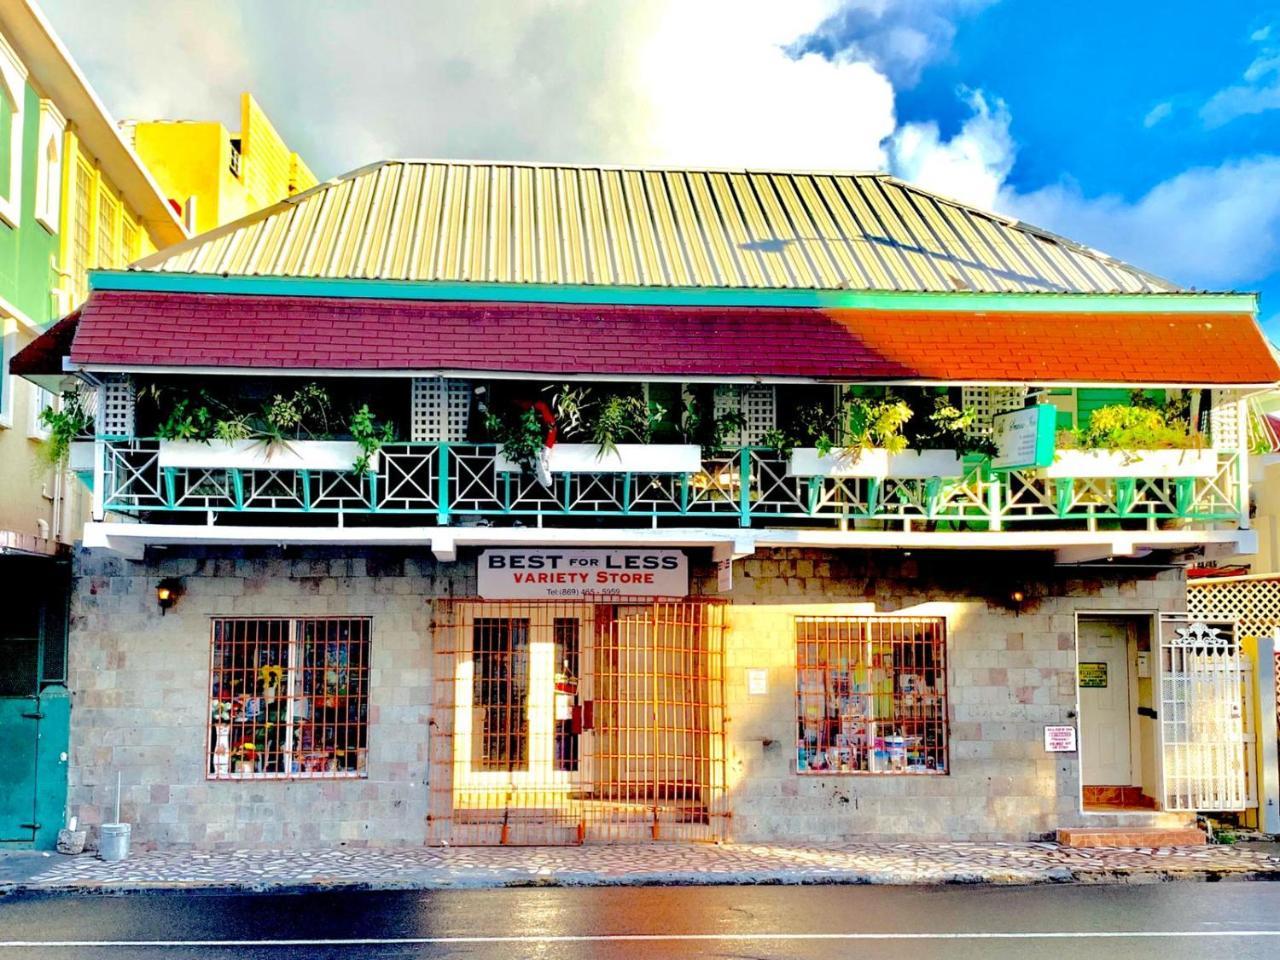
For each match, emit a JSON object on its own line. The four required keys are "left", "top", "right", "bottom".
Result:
{"left": 43, "top": 1, "right": 1280, "bottom": 331}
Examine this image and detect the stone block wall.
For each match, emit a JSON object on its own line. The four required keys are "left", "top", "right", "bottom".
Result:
{"left": 68, "top": 548, "right": 472, "bottom": 849}
{"left": 66, "top": 544, "right": 1188, "bottom": 848}
{"left": 714, "top": 550, "right": 1189, "bottom": 842}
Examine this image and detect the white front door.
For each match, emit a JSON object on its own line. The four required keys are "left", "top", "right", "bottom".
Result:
{"left": 1079, "top": 619, "right": 1133, "bottom": 786}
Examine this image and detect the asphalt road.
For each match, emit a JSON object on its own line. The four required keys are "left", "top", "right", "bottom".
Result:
{"left": 1, "top": 882, "right": 1279, "bottom": 959}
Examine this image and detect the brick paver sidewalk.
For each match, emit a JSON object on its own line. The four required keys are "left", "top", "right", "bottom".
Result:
{"left": 4, "top": 841, "right": 1280, "bottom": 893}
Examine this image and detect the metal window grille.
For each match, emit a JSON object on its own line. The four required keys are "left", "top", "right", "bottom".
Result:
{"left": 411, "top": 377, "right": 471, "bottom": 441}
{"left": 98, "top": 380, "right": 134, "bottom": 438}
{"left": 430, "top": 597, "right": 726, "bottom": 845}
{"left": 795, "top": 616, "right": 949, "bottom": 775}
{"left": 960, "top": 386, "right": 1026, "bottom": 441}
{"left": 207, "top": 617, "right": 371, "bottom": 780}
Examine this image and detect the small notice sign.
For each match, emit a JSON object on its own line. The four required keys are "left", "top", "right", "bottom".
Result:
{"left": 1078, "top": 662, "right": 1108, "bottom": 688}
{"left": 992, "top": 405, "right": 1056, "bottom": 470}
{"left": 1044, "top": 725, "right": 1077, "bottom": 753}
{"left": 478, "top": 549, "right": 688, "bottom": 599}
{"left": 715, "top": 557, "right": 733, "bottom": 593}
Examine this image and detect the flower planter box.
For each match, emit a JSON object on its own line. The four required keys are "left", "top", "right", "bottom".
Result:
{"left": 157, "top": 439, "right": 374, "bottom": 472}
{"left": 1042, "top": 449, "right": 1218, "bottom": 479}
{"left": 787, "top": 448, "right": 963, "bottom": 480}
{"left": 495, "top": 443, "right": 702, "bottom": 475}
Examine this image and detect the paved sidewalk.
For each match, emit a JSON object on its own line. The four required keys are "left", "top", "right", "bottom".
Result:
{"left": 4, "top": 841, "right": 1280, "bottom": 894}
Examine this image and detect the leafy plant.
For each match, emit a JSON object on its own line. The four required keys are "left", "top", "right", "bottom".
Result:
{"left": 843, "top": 395, "right": 913, "bottom": 456}
{"left": 349, "top": 404, "right": 395, "bottom": 476}
{"left": 912, "top": 395, "right": 995, "bottom": 456}
{"left": 485, "top": 407, "right": 549, "bottom": 472}
{"left": 38, "top": 390, "right": 95, "bottom": 466}
{"left": 545, "top": 384, "right": 658, "bottom": 457}
{"left": 1060, "top": 402, "right": 1200, "bottom": 453}
{"left": 156, "top": 397, "right": 215, "bottom": 441}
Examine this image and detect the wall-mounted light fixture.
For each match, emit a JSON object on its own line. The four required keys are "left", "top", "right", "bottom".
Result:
{"left": 156, "top": 578, "right": 183, "bottom": 614}
{"left": 1007, "top": 587, "right": 1028, "bottom": 615}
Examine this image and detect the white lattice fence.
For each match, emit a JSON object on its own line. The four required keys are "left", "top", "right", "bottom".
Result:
{"left": 961, "top": 386, "right": 1026, "bottom": 442}
{"left": 98, "top": 379, "right": 135, "bottom": 437}
{"left": 412, "top": 378, "right": 471, "bottom": 442}
{"left": 1209, "top": 390, "right": 1241, "bottom": 451}
{"left": 1188, "top": 574, "right": 1280, "bottom": 741}
{"left": 713, "top": 385, "right": 776, "bottom": 445}
{"left": 1188, "top": 575, "right": 1280, "bottom": 638}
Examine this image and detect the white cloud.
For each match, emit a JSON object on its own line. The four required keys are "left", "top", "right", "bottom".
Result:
{"left": 794, "top": 0, "right": 999, "bottom": 87}
{"left": 886, "top": 88, "right": 1014, "bottom": 209}
{"left": 41, "top": 0, "right": 895, "bottom": 176}
{"left": 1200, "top": 23, "right": 1280, "bottom": 127}
{"left": 1143, "top": 101, "right": 1173, "bottom": 128}
{"left": 1001, "top": 156, "right": 1280, "bottom": 289}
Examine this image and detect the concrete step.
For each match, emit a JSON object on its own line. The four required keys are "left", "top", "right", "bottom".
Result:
{"left": 1057, "top": 825, "right": 1206, "bottom": 848}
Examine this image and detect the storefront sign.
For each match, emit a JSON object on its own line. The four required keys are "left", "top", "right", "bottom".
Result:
{"left": 1078, "top": 662, "right": 1108, "bottom": 688}
{"left": 992, "top": 405, "right": 1056, "bottom": 470}
{"left": 477, "top": 549, "right": 688, "bottom": 599}
{"left": 1044, "top": 725, "right": 1078, "bottom": 752}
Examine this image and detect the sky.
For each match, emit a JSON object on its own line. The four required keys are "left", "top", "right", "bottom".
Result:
{"left": 41, "top": 0, "right": 1280, "bottom": 331}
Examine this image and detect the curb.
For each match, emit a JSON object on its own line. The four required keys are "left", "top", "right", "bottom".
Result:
{"left": 4, "top": 865, "right": 1280, "bottom": 897}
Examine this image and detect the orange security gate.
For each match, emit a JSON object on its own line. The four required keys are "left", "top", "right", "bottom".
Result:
{"left": 428, "top": 597, "right": 727, "bottom": 844}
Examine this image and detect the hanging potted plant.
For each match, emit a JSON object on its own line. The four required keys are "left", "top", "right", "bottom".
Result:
{"left": 1045, "top": 398, "right": 1216, "bottom": 478}
{"left": 38, "top": 389, "right": 96, "bottom": 473}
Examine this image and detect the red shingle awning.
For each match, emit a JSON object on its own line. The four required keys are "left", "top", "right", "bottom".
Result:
{"left": 12, "top": 290, "right": 1280, "bottom": 385}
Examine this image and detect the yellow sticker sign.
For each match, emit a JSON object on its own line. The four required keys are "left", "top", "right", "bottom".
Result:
{"left": 1078, "top": 662, "right": 1108, "bottom": 688}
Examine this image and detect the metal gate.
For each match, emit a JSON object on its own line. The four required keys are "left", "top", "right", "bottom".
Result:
{"left": 1158, "top": 614, "right": 1248, "bottom": 811}
{"left": 428, "top": 597, "right": 727, "bottom": 845}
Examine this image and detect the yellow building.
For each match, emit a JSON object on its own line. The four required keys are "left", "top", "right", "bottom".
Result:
{"left": 124, "top": 93, "right": 316, "bottom": 238}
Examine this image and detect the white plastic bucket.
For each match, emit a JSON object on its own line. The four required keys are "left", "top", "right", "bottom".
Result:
{"left": 98, "top": 822, "right": 131, "bottom": 861}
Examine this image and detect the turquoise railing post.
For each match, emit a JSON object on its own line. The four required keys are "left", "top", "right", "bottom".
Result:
{"left": 437, "top": 443, "right": 451, "bottom": 525}
{"left": 738, "top": 447, "right": 751, "bottom": 527}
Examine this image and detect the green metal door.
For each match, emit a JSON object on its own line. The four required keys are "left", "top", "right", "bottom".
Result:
{"left": 0, "top": 696, "right": 39, "bottom": 842}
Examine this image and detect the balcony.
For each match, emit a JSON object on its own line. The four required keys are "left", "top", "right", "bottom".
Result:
{"left": 93, "top": 439, "right": 1244, "bottom": 533}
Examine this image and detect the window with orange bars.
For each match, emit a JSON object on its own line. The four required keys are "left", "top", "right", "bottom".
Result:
{"left": 207, "top": 617, "right": 370, "bottom": 779}
{"left": 795, "top": 616, "right": 948, "bottom": 775}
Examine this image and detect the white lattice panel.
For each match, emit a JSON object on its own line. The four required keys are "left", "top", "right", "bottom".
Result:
{"left": 1209, "top": 389, "right": 1240, "bottom": 451}
{"left": 1189, "top": 576, "right": 1280, "bottom": 638}
{"left": 713, "top": 385, "right": 777, "bottom": 445}
{"left": 99, "top": 379, "right": 134, "bottom": 437}
{"left": 412, "top": 378, "right": 470, "bottom": 441}
{"left": 961, "top": 386, "right": 1026, "bottom": 440}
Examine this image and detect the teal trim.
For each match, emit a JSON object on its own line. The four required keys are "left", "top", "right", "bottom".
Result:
{"left": 437, "top": 445, "right": 450, "bottom": 525}
{"left": 88, "top": 270, "right": 1259, "bottom": 315}
{"left": 738, "top": 448, "right": 751, "bottom": 528}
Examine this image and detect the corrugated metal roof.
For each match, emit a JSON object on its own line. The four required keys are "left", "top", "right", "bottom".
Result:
{"left": 130, "top": 160, "right": 1179, "bottom": 294}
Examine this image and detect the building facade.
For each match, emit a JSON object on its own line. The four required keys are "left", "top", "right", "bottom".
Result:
{"left": 0, "top": 0, "right": 186, "bottom": 850}
{"left": 124, "top": 93, "right": 316, "bottom": 238}
{"left": 14, "top": 160, "right": 1279, "bottom": 848}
